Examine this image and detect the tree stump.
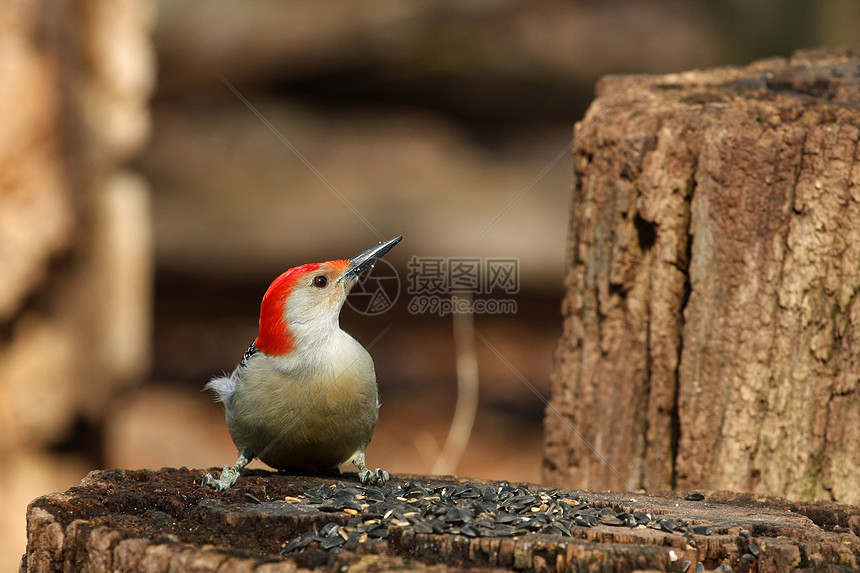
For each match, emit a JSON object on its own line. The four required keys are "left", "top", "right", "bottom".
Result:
{"left": 543, "top": 47, "right": 860, "bottom": 503}
{"left": 23, "top": 468, "right": 860, "bottom": 572}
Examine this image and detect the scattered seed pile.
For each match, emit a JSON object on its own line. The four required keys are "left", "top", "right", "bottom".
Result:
{"left": 279, "top": 480, "right": 716, "bottom": 556}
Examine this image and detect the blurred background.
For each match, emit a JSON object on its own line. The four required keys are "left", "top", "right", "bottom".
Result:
{"left": 2, "top": 0, "right": 859, "bottom": 568}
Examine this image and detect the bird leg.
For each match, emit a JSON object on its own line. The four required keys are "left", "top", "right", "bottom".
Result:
{"left": 201, "top": 450, "right": 254, "bottom": 491}
{"left": 349, "top": 449, "right": 390, "bottom": 485}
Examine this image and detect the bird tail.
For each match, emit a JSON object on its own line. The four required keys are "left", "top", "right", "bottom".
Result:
{"left": 205, "top": 375, "right": 236, "bottom": 404}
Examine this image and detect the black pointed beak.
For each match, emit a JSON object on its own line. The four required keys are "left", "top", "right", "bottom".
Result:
{"left": 340, "top": 235, "right": 402, "bottom": 282}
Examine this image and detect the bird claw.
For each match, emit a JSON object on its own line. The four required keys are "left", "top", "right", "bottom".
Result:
{"left": 200, "top": 465, "right": 241, "bottom": 491}
{"left": 201, "top": 451, "right": 253, "bottom": 491}
{"left": 358, "top": 467, "right": 390, "bottom": 485}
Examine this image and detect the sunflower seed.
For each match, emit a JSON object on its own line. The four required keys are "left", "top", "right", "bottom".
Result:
{"left": 412, "top": 521, "right": 434, "bottom": 534}
{"left": 369, "top": 527, "right": 389, "bottom": 539}
{"left": 748, "top": 541, "right": 761, "bottom": 557}
{"left": 575, "top": 515, "right": 596, "bottom": 527}
{"left": 343, "top": 530, "right": 361, "bottom": 551}
{"left": 493, "top": 524, "right": 517, "bottom": 536}
{"left": 495, "top": 511, "right": 519, "bottom": 524}
{"left": 281, "top": 537, "right": 303, "bottom": 555}
{"left": 599, "top": 515, "right": 625, "bottom": 526}
{"left": 320, "top": 535, "right": 344, "bottom": 550}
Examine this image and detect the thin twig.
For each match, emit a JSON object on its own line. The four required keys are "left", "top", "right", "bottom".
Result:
{"left": 432, "top": 293, "right": 479, "bottom": 475}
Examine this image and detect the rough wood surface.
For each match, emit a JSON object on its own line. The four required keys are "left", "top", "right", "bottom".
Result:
{"left": 543, "top": 47, "right": 860, "bottom": 503}
{"left": 23, "top": 468, "right": 860, "bottom": 572}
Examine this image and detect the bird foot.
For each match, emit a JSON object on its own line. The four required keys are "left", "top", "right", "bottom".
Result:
{"left": 200, "top": 451, "right": 254, "bottom": 491}
{"left": 358, "top": 467, "right": 390, "bottom": 485}
{"left": 200, "top": 465, "right": 242, "bottom": 491}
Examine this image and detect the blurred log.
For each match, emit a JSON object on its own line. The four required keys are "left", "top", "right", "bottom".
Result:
{"left": 24, "top": 468, "right": 860, "bottom": 572}
{"left": 0, "top": 0, "right": 155, "bottom": 564}
{"left": 154, "top": 0, "right": 717, "bottom": 103}
{"left": 0, "top": 0, "right": 155, "bottom": 440}
{"left": 544, "top": 47, "right": 860, "bottom": 503}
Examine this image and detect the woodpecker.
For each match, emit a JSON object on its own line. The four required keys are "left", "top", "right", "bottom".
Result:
{"left": 201, "top": 236, "right": 402, "bottom": 491}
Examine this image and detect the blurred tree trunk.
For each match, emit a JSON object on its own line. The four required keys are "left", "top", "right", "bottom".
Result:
{"left": 544, "top": 47, "right": 860, "bottom": 504}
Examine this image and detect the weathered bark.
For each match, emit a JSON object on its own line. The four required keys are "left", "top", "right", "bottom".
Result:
{"left": 24, "top": 468, "right": 860, "bottom": 572}
{"left": 544, "top": 47, "right": 860, "bottom": 503}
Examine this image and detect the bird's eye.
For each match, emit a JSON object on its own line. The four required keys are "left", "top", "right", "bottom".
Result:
{"left": 312, "top": 275, "right": 328, "bottom": 288}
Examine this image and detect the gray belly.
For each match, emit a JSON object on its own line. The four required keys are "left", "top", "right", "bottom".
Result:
{"left": 226, "top": 359, "right": 379, "bottom": 471}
